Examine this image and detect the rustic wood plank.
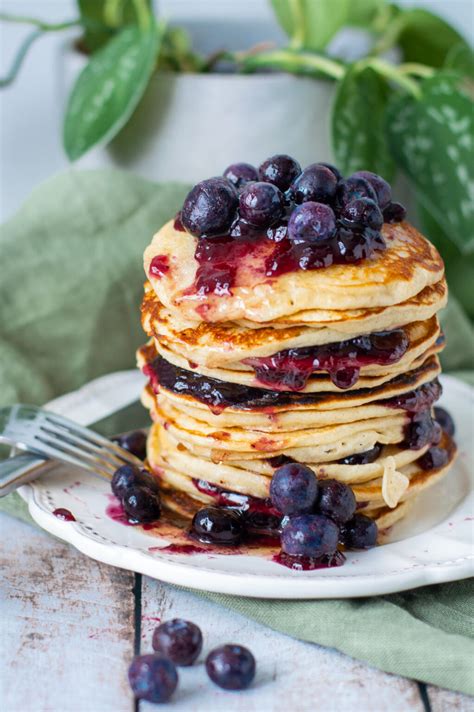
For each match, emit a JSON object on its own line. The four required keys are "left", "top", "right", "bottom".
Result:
{"left": 0, "top": 514, "right": 136, "bottom": 712}
{"left": 140, "top": 576, "right": 425, "bottom": 712}
{"left": 428, "top": 687, "right": 474, "bottom": 712}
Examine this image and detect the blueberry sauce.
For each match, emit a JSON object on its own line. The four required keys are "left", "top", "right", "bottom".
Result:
{"left": 338, "top": 443, "right": 382, "bottom": 465}
{"left": 244, "top": 329, "right": 409, "bottom": 391}
{"left": 272, "top": 549, "right": 346, "bottom": 570}
{"left": 53, "top": 508, "right": 76, "bottom": 521}
{"left": 192, "top": 478, "right": 280, "bottom": 517}
{"left": 149, "top": 255, "right": 170, "bottom": 279}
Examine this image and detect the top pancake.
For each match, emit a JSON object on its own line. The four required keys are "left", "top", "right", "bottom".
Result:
{"left": 144, "top": 219, "right": 444, "bottom": 324}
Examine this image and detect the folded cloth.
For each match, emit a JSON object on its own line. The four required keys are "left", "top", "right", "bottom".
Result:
{"left": 1, "top": 170, "right": 473, "bottom": 695}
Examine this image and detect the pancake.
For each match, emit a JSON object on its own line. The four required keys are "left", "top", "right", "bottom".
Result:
{"left": 144, "top": 219, "right": 444, "bottom": 324}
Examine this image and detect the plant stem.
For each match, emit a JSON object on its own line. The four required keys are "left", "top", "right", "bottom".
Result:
{"left": 288, "top": 0, "right": 305, "bottom": 51}
{"left": 132, "top": 0, "right": 151, "bottom": 30}
{"left": 238, "top": 49, "right": 345, "bottom": 80}
{"left": 398, "top": 63, "right": 435, "bottom": 78}
{"left": 0, "top": 29, "right": 42, "bottom": 87}
{"left": 362, "top": 58, "right": 421, "bottom": 97}
{"left": 0, "top": 13, "right": 79, "bottom": 32}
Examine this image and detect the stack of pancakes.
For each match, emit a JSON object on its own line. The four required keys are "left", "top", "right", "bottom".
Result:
{"left": 138, "top": 218, "right": 456, "bottom": 538}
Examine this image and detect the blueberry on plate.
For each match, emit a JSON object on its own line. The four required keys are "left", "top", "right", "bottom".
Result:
{"left": 434, "top": 406, "right": 455, "bottom": 437}
{"left": 111, "top": 464, "right": 160, "bottom": 499}
{"left": 152, "top": 619, "right": 203, "bottom": 666}
{"left": 281, "top": 514, "right": 339, "bottom": 557}
{"left": 206, "top": 644, "right": 256, "bottom": 690}
{"left": 290, "top": 163, "right": 338, "bottom": 204}
{"left": 128, "top": 654, "right": 178, "bottom": 703}
{"left": 258, "top": 154, "right": 301, "bottom": 191}
{"left": 383, "top": 201, "right": 406, "bottom": 223}
{"left": 340, "top": 514, "right": 378, "bottom": 549}
{"left": 270, "top": 463, "right": 319, "bottom": 515}
{"left": 181, "top": 177, "right": 238, "bottom": 237}
{"left": 352, "top": 170, "right": 391, "bottom": 208}
{"left": 223, "top": 162, "right": 258, "bottom": 188}
{"left": 315, "top": 479, "right": 356, "bottom": 524}
{"left": 288, "top": 201, "right": 336, "bottom": 243}
{"left": 243, "top": 511, "right": 282, "bottom": 538}
{"left": 112, "top": 430, "right": 147, "bottom": 460}
{"left": 337, "top": 175, "right": 377, "bottom": 206}
{"left": 340, "top": 197, "right": 383, "bottom": 231}
{"left": 239, "top": 181, "right": 285, "bottom": 228}
{"left": 191, "top": 507, "right": 242, "bottom": 545}
{"left": 122, "top": 485, "right": 161, "bottom": 523}
{"left": 418, "top": 446, "right": 449, "bottom": 471}
{"left": 318, "top": 162, "right": 342, "bottom": 181}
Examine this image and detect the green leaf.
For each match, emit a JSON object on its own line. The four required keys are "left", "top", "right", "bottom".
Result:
{"left": 346, "top": 0, "right": 384, "bottom": 28}
{"left": 444, "top": 43, "right": 474, "bottom": 80}
{"left": 396, "top": 9, "right": 469, "bottom": 68}
{"left": 270, "top": 0, "right": 351, "bottom": 51}
{"left": 331, "top": 65, "right": 395, "bottom": 179}
{"left": 63, "top": 24, "right": 160, "bottom": 161}
{"left": 78, "top": 0, "right": 153, "bottom": 53}
{"left": 386, "top": 73, "right": 474, "bottom": 255}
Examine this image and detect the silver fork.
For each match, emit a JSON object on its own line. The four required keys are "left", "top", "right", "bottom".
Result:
{"left": 0, "top": 404, "right": 143, "bottom": 495}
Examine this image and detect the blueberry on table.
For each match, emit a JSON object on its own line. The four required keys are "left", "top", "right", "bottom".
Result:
{"left": 191, "top": 507, "right": 242, "bottom": 545}
{"left": 316, "top": 479, "right": 357, "bottom": 524}
{"left": 258, "top": 154, "right": 301, "bottom": 191}
{"left": 270, "top": 463, "right": 319, "bottom": 515}
{"left": 111, "top": 464, "right": 160, "bottom": 499}
{"left": 181, "top": 177, "right": 238, "bottom": 237}
{"left": 152, "top": 619, "right": 203, "bottom": 666}
{"left": 337, "top": 175, "right": 377, "bottom": 206}
{"left": 122, "top": 485, "right": 161, "bottom": 523}
{"left": 128, "top": 654, "right": 178, "bottom": 703}
{"left": 290, "top": 163, "right": 338, "bottom": 204}
{"left": 223, "top": 162, "right": 258, "bottom": 188}
{"left": 206, "top": 644, "right": 256, "bottom": 690}
{"left": 340, "top": 514, "right": 378, "bottom": 549}
{"left": 112, "top": 430, "right": 147, "bottom": 460}
{"left": 340, "top": 197, "right": 383, "bottom": 231}
{"left": 281, "top": 514, "right": 339, "bottom": 557}
{"left": 419, "top": 446, "right": 449, "bottom": 471}
{"left": 352, "top": 170, "right": 391, "bottom": 208}
{"left": 383, "top": 201, "right": 407, "bottom": 223}
{"left": 239, "top": 181, "right": 285, "bottom": 228}
{"left": 288, "top": 201, "right": 336, "bottom": 243}
{"left": 434, "top": 406, "right": 455, "bottom": 437}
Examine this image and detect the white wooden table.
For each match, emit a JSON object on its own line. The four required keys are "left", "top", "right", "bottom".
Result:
{"left": 1, "top": 513, "right": 472, "bottom": 712}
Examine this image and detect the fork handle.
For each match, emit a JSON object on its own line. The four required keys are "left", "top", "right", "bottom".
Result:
{"left": 0, "top": 454, "right": 47, "bottom": 497}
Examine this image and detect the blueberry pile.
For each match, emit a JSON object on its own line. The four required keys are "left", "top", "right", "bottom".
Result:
{"left": 111, "top": 462, "right": 161, "bottom": 523}
{"left": 129, "top": 618, "right": 256, "bottom": 703}
{"left": 180, "top": 154, "right": 406, "bottom": 267}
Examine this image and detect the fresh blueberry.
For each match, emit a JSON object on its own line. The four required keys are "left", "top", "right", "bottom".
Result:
{"left": 404, "top": 411, "right": 438, "bottom": 450}
{"left": 383, "top": 201, "right": 406, "bottom": 223}
{"left": 152, "top": 619, "right": 203, "bottom": 666}
{"left": 319, "top": 162, "right": 342, "bottom": 181}
{"left": 191, "top": 507, "right": 242, "bottom": 545}
{"left": 270, "top": 463, "right": 319, "bottom": 515}
{"left": 111, "top": 464, "right": 159, "bottom": 499}
{"left": 258, "top": 154, "right": 301, "bottom": 191}
{"left": 315, "top": 479, "right": 357, "bottom": 524}
{"left": 128, "top": 654, "right": 178, "bottom": 703}
{"left": 223, "top": 162, "right": 258, "bottom": 188}
{"left": 337, "top": 175, "right": 377, "bottom": 206}
{"left": 340, "top": 197, "right": 383, "bottom": 230}
{"left": 339, "top": 443, "right": 382, "bottom": 465}
{"left": 206, "top": 645, "right": 256, "bottom": 690}
{"left": 340, "top": 514, "right": 378, "bottom": 549}
{"left": 352, "top": 171, "right": 391, "bottom": 208}
{"left": 290, "top": 163, "right": 338, "bottom": 204}
{"left": 434, "top": 406, "right": 455, "bottom": 437}
{"left": 418, "top": 447, "right": 449, "bottom": 471}
{"left": 431, "top": 420, "right": 443, "bottom": 445}
{"left": 239, "top": 181, "right": 285, "bottom": 228}
{"left": 112, "top": 430, "right": 147, "bottom": 461}
{"left": 123, "top": 485, "right": 161, "bottom": 523}
{"left": 288, "top": 201, "right": 336, "bottom": 243}
{"left": 182, "top": 177, "right": 238, "bottom": 237}
{"left": 281, "top": 514, "right": 339, "bottom": 557}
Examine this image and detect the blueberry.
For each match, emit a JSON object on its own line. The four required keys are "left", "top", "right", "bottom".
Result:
{"left": 152, "top": 619, "right": 203, "bottom": 666}
{"left": 206, "top": 645, "right": 256, "bottom": 690}
{"left": 434, "top": 406, "right": 455, "bottom": 437}
{"left": 111, "top": 464, "right": 159, "bottom": 499}
{"left": 316, "top": 479, "right": 356, "bottom": 524}
{"left": 182, "top": 177, "right": 238, "bottom": 237}
{"left": 270, "top": 463, "right": 319, "bottom": 515}
{"left": 290, "top": 163, "right": 338, "bottom": 204}
{"left": 288, "top": 201, "right": 336, "bottom": 243}
{"left": 281, "top": 514, "right": 339, "bottom": 557}
{"left": 319, "top": 162, "right": 342, "bottom": 181}
{"left": 128, "top": 654, "right": 178, "bottom": 703}
{"left": 123, "top": 485, "right": 161, "bottom": 523}
{"left": 340, "top": 514, "right": 378, "bottom": 549}
{"left": 337, "top": 176, "right": 377, "bottom": 206}
{"left": 339, "top": 443, "right": 382, "bottom": 465}
{"left": 352, "top": 170, "right": 391, "bottom": 208}
{"left": 404, "top": 411, "right": 438, "bottom": 450}
{"left": 340, "top": 197, "right": 383, "bottom": 230}
{"left": 383, "top": 201, "right": 406, "bottom": 223}
{"left": 244, "top": 511, "right": 282, "bottom": 538}
{"left": 418, "top": 446, "right": 449, "bottom": 471}
{"left": 239, "top": 181, "right": 285, "bottom": 228}
{"left": 223, "top": 162, "right": 258, "bottom": 188}
{"left": 191, "top": 507, "right": 242, "bottom": 545}
{"left": 258, "top": 154, "right": 301, "bottom": 191}
{"left": 112, "top": 430, "right": 147, "bottom": 460}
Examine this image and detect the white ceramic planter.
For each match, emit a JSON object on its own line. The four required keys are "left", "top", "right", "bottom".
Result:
{"left": 57, "top": 44, "right": 336, "bottom": 183}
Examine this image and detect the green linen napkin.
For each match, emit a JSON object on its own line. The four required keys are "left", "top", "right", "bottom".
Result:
{"left": 1, "top": 170, "right": 473, "bottom": 695}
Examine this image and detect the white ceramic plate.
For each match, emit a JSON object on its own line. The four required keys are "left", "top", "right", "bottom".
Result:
{"left": 19, "top": 371, "right": 473, "bottom": 599}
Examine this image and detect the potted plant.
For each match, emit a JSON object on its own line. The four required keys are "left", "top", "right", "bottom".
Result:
{"left": 1, "top": 0, "right": 473, "bottom": 316}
